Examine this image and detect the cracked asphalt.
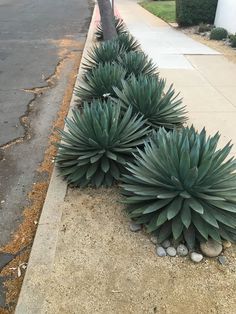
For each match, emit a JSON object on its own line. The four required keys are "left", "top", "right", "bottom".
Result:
{"left": 0, "top": 0, "right": 93, "bottom": 247}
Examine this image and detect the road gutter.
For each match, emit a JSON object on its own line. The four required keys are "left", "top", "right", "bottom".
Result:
{"left": 15, "top": 5, "right": 97, "bottom": 313}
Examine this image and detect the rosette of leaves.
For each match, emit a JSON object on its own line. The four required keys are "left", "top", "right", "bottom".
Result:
{"left": 75, "top": 62, "right": 126, "bottom": 102}
{"left": 56, "top": 100, "right": 149, "bottom": 187}
{"left": 121, "top": 126, "right": 236, "bottom": 247}
{"left": 118, "top": 51, "right": 158, "bottom": 78}
{"left": 116, "top": 33, "right": 140, "bottom": 52}
{"left": 113, "top": 74, "right": 187, "bottom": 130}
{"left": 95, "top": 18, "right": 128, "bottom": 40}
{"left": 83, "top": 40, "right": 126, "bottom": 71}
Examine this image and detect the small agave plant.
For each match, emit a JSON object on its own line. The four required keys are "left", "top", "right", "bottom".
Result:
{"left": 83, "top": 40, "right": 126, "bottom": 71}
{"left": 116, "top": 33, "right": 141, "bottom": 52}
{"left": 118, "top": 51, "right": 158, "bottom": 78}
{"left": 95, "top": 17, "right": 128, "bottom": 40}
{"left": 75, "top": 62, "right": 126, "bottom": 102}
{"left": 56, "top": 100, "right": 149, "bottom": 187}
{"left": 114, "top": 74, "right": 187, "bottom": 130}
{"left": 121, "top": 126, "right": 236, "bottom": 247}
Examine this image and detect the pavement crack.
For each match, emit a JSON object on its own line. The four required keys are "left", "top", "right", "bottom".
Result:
{"left": 0, "top": 51, "right": 76, "bottom": 150}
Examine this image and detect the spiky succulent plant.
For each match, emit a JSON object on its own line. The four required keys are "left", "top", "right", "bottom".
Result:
{"left": 56, "top": 100, "right": 149, "bottom": 187}
{"left": 118, "top": 51, "right": 158, "bottom": 78}
{"left": 114, "top": 74, "right": 187, "bottom": 130}
{"left": 116, "top": 33, "right": 141, "bottom": 52}
{"left": 121, "top": 126, "right": 236, "bottom": 247}
{"left": 83, "top": 40, "right": 125, "bottom": 71}
{"left": 95, "top": 18, "right": 128, "bottom": 40}
{"left": 75, "top": 63, "right": 126, "bottom": 102}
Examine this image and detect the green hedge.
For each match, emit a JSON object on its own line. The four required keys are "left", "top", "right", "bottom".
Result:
{"left": 176, "top": 0, "right": 218, "bottom": 26}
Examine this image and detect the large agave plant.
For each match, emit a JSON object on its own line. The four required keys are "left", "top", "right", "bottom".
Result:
{"left": 95, "top": 18, "right": 128, "bottom": 40}
{"left": 121, "top": 127, "right": 236, "bottom": 247}
{"left": 56, "top": 100, "right": 149, "bottom": 187}
{"left": 75, "top": 63, "right": 126, "bottom": 102}
{"left": 114, "top": 75, "right": 187, "bottom": 130}
{"left": 118, "top": 51, "right": 158, "bottom": 78}
{"left": 83, "top": 40, "right": 125, "bottom": 71}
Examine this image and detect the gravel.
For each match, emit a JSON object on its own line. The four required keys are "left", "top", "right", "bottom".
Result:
{"left": 223, "top": 241, "right": 231, "bottom": 249}
{"left": 218, "top": 256, "right": 227, "bottom": 265}
{"left": 129, "top": 222, "right": 142, "bottom": 232}
{"left": 190, "top": 252, "right": 203, "bottom": 263}
{"left": 200, "top": 239, "right": 222, "bottom": 257}
{"left": 166, "top": 247, "right": 177, "bottom": 257}
{"left": 177, "top": 244, "right": 188, "bottom": 256}
{"left": 161, "top": 240, "right": 171, "bottom": 249}
{"left": 150, "top": 236, "right": 158, "bottom": 245}
{"left": 156, "top": 246, "right": 166, "bottom": 257}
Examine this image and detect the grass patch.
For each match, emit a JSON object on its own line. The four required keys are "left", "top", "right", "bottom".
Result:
{"left": 140, "top": 1, "right": 176, "bottom": 23}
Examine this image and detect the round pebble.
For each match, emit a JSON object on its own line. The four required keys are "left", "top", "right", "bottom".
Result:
{"left": 129, "top": 222, "right": 142, "bottom": 232}
{"left": 190, "top": 252, "right": 203, "bottom": 263}
{"left": 150, "top": 236, "right": 158, "bottom": 245}
{"left": 223, "top": 241, "right": 231, "bottom": 250}
{"left": 200, "top": 239, "right": 222, "bottom": 257}
{"left": 161, "top": 240, "right": 171, "bottom": 249}
{"left": 156, "top": 246, "right": 166, "bottom": 257}
{"left": 177, "top": 244, "right": 188, "bottom": 256}
{"left": 166, "top": 247, "right": 177, "bottom": 257}
{"left": 218, "top": 255, "right": 227, "bottom": 265}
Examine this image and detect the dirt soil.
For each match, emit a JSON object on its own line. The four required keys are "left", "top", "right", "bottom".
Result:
{"left": 181, "top": 27, "right": 236, "bottom": 64}
{"left": 41, "top": 187, "right": 236, "bottom": 314}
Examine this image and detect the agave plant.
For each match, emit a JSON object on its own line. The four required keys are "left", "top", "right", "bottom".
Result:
{"left": 56, "top": 100, "right": 149, "bottom": 187}
{"left": 116, "top": 33, "right": 141, "bottom": 52}
{"left": 114, "top": 74, "right": 187, "bottom": 130}
{"left": 121, "top": 126, "right": 236, "bottom": 247}
{"left": 75, "top": 63, "right": 127, "bottom": 102}
{"left": 83, "top": 40, "right": 125, "bottom": 71}
{"left": 95, "top": 18, "right": 128, "bottom": 40}
{"left": 118, "top": 51, "right": 158, "bottom": 78}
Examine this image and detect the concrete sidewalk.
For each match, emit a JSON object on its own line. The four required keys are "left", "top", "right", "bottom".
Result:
{"left": 16, "top": 1, "right": 236, "bottom": 313}
{"left": 117, "top": 0, "right": 219, "bottom": 69}
{"left": 117, "top": 0, "right": 236, "bottom": 154}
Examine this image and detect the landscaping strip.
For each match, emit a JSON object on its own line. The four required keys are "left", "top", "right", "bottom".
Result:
{"left": 16, "top": 1, "right": 236, "bottom": 313}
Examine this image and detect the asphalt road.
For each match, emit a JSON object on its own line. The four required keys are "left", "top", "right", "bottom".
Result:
{"left": 0, "top": 0, "right": 93, "bottom": 247}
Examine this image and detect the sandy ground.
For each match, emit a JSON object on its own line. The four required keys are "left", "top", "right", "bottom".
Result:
{"left": 181, "top": 27, "right": 236, "bottom": 65}
{"left": 40, "top": 187, "right": 236, "bottom": 314}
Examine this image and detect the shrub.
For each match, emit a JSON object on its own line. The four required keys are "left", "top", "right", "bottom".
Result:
{"left": 210, "top": 27, "right": 228, "bottom": 40}
{"left": 95, "top": 18, "right": 128, "bottom": 40}
{"left": 121, "top": 126, "right": 236, "bottom": 247}
{"left": 113, "top": 75, "right": 187, "bottom": 130}
{"left": 56, "top": 100, "right": 149, "bottom": 187}
{"left": 176, "top": 0, "right": 218, "bottom": 27}
{"left": 83, "top": 41, "right": 125, "bottom": 71}
{"left": 75, "top": 63, "right": 126, "bottom": 102}
{"left": 118, "top": 51, "right": 158, "bottom": 78}
{"left": 229, "top": 34, "right": 236, "bottom": 48}
{"left": 198, "top": 23, "right": 213, "bottom": 33}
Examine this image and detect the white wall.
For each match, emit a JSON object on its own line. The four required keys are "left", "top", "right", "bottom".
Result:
{"left": 215, "top": 0, "right": 236, "bottom": 34}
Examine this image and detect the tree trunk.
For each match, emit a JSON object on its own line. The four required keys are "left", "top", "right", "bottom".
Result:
{"left": 97, "top": 0, "right": 117, "bottom": 40}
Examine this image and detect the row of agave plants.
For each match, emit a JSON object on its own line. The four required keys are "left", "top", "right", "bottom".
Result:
{"left": 56, "top": 18, "right": 236, "bottom": 249}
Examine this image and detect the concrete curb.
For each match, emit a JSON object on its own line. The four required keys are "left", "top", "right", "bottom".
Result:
{"left": 15, "top": 5, "right": 97, "bottom": 313}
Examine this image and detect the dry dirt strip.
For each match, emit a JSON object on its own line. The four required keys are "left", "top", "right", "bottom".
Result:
{"left": 16, "top": 5, "right": 236, "bottom": 314}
